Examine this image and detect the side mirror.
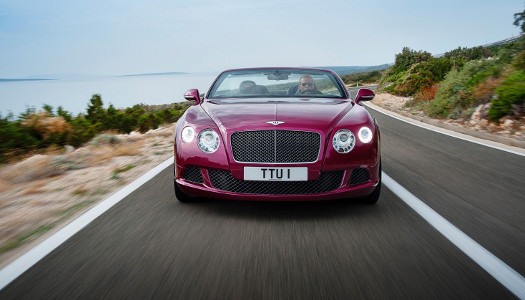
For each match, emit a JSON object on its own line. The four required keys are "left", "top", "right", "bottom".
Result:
{"left": 184, "top": 89, "right": 201, "bottom": 104}
{"left": 355, "top": 88, "right": 375, "bottom": 104}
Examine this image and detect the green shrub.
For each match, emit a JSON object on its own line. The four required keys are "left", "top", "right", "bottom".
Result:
{"left": 137, "top": 114, "right": 151, "bottom": 133}
{"left": 392, "top": 47, "right": 432, "bottom": 74}
{"left": 90, "top": 134, "right": 121, "bottom": 146}
{"left": 0, "top": 115, "right": 39, "bottom": 162}
{"left": 443, "top": 46, "right": 493, "bottom": 69}
{"left": 342, "top": 70, "right": 383, "bottom": 85}
{"left": 68, "top": 117, "right": 97, "bottom": 147}
{"left": 0, "top": 93, "right": 190, "bottom": 163}
{"left": 489, "top": 70, "right": 525, "bottom": 121}
{"left": 382, "top": 58, "right": 453, "bottom": 96}
{"left": 426, "top": 58, "right": 504, "bottom": 117}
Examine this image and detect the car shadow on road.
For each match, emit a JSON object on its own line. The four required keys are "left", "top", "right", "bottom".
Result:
{"left": 180, "top": 192, "right": 384, "bottom": 221}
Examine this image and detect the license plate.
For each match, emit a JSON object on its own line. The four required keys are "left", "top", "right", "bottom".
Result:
{"left": 244, "top": 167, "right": 308, "bottom": 181}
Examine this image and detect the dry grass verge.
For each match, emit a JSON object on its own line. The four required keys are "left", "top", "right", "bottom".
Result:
{"left": 0, "top": 123, "right": 176, "bottom": 266}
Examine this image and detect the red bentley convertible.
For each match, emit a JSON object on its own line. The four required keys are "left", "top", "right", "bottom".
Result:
{"left": 174, "top": 68, "right": 381, "bottom": 203}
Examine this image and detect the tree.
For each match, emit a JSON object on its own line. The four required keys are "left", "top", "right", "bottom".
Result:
{"left": 68, "top": 117, "right": 96, "bottom": 147}
{"left": 57, "top": 106, "right": 72, "bottom": 122}
{"left": 514, "top": 7, "right": 525, "bottom": 33}
{"left": 104, "top": 104, "right": 118, "bottom": 130}
{"left": 392, "top": 47, "right": 432, "bottom": 74}
{"left": 86, "top": 94, "right": 106, "bottom": 124}
{"left": 42, "top": 104, "right": 54, "bottom": 116}
{"left": 86, "top": 94, "right": 106, "bottom": 132}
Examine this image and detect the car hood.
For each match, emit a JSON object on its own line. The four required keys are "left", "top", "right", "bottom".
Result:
{"left": 201, "top": 98, "right": 353, "bottom": 134}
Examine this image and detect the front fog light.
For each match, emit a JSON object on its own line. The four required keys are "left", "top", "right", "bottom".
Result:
{"left": 181, "top": 126, "right": 195, "bottom": 143}
{"left": 198, "top": 129, "right": 220, "bottom": 153}
{"left": 358, "top": 127, "right": 373, "bottom": 143}
{"left": 333, "top": 129, "right": 355, "bottom": 153}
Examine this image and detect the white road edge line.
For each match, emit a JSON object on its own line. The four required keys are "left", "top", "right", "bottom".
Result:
{"left": 0, "top": 156, "right": 175, "bottom": 291}
{"left": 364, "top": 102, "right": 525, "bottom": 157}
{"left": 382, "top": 172, "right": 525, "bottom": 299}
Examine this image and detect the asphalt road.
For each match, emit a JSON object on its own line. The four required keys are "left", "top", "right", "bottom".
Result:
{"left": 2, "top": 103, "right": 524, "bottom": 299}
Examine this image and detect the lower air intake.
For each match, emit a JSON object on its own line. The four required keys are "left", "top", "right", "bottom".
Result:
{"left": 208, "top": 170, "right": 343, "bottom": 195}
{"left": 349, "top": 168, "right": 370, "bottom": 185}
{"left": 183, "top": 166, "right": 203, "bottom": 184}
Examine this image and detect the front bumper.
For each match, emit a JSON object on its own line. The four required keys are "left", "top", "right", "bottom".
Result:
{"left": 175, "top": 166, "right": 379, "bottom": 202}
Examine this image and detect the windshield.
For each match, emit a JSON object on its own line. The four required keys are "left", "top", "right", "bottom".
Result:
{"left": 208, "top": 69, "right": 347, "bottom": 99}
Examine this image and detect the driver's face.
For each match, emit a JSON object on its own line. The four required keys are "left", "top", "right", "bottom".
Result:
{"left": 299, "top": 77, "right": 315, "bottom": 91}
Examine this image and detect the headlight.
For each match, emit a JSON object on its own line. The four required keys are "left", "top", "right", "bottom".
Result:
{"left": 358, "top": 127, "right": 373, "bottom": 143}
{"left": 198, "top": 129, "right": 220, "bottom": 153}
{"left": 332, "top": 129, "right": 355, "bottom": 153}
{"left": 181, "top": 126, "right": 195, "bottom": 143}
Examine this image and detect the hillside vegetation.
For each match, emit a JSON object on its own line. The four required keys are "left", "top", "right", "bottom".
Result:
{"left": 0, "top": 95, "right": 192, "bottom": 163}
{"left": 348, "top": 8, "right": 525, "bottom": 126}
{"left": 377, "top": 36, "right": 524, "bottom": 122}
{"left": 341, "top": 70, "right": 384, "bottom": 87}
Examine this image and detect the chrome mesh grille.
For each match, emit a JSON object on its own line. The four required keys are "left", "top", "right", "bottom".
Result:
{"left": 183, "top": 166, "right": 203, "bottom": 184}
{"left": 349, "top": 168, "right": 370, "bottom": 185}
{"left": 231, "top": 130, "right": 320, "bottom": 163}
{"left": 208, "top": 169, "right": 343, "bottom": 195}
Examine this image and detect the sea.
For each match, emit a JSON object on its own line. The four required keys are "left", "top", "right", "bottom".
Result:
{"left": 0, "top": 73, "right": 217, "bottom": 117}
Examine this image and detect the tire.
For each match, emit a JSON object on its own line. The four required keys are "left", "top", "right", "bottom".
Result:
{"left": 174, "top": 181, "right": 197, "bottom": 203}
{"left": 363, "top": 181, "right": 381, "bottom": 204}
{"left": 362, "top": 160, "right": 382, "bottom": 204}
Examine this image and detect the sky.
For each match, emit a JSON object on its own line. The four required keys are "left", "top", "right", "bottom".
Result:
{"left": 0, "top": 0, "right": 523, "bottom": 78}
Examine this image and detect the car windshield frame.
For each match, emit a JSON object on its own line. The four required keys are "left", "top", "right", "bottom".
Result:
{"left": 206, "top": 68, "right": 348, "bottom": 100}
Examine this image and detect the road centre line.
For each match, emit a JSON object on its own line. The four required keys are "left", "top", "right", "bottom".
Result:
{"left": 364, "top": 102, "right": 525, "bottom": 157}
{"left": 382, "top": 172, "right": 525, "bottom": 299}
{"left": 0, "top": 157, "right": 175, "bottom": 291}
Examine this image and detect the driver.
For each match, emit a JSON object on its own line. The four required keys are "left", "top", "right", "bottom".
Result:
{"left": 297, "top": 75, "right": 322, "bottom": 95}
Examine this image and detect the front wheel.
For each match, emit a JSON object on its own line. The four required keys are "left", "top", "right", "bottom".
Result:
{"left": 363, "top": 181, "right": 381, "bottom": 204}
{"left": 174, "top": 181, "right": 197, "bottom": 203}
{"left": 362, "top": 160, "right": 382, "bottom": 204}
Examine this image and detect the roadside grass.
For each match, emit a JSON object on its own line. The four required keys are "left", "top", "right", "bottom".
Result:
{"left": 59, "top": 200, "right": 95, "bottom": 219}
{"left": 0, "top": 200, "right": 96, "bottom": 254}
{"left": 111, "top": 164, "right": 136, "bottom": 180}
{"left": 0, "top": 224, "right": 55, "bottom": 254}
{"left": 72, "top": 186, "right": 90, "bottom": 196}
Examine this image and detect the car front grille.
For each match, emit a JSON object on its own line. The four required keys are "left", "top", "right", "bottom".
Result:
{"left": 349, "top": 168, "right": 370, "bottom": 185}
{"left": 208, "top": 169, "right": 343, "bottom": 195}
{"left": 231, "top": 130, "right": 321, "bottom": 163}
{"left": 183, "top": 166, "right": 203, "bottom": 184}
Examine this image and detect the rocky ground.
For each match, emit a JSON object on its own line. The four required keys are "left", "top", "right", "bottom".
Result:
{"left": 0, "top": 124, "right": 175, "bottom": 267}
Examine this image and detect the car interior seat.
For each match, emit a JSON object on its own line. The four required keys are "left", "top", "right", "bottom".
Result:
{"left": 287, "top": 84, "right": 299, "bottom": 95}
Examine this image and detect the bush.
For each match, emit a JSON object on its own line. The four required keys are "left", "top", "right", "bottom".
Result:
{"left": 414, "top": 84, "right": 439, "bottom": 102}
{"left": 1, "top": 94, "right": 190, "bottom": 163}
{"left": 379, "top": 47, "right": 432, "bottom": 90}
{"left": 443, "top": 46, "right": 493, "bottom": 69}
{"left": 472, "top": 77, "right": 504, "bottom": 105}
{"left": 90, "top": 134, "right": 121, "bottom": 146}
{"left": 0, "top": 115, "right": 39, "bottom": 162}
{"left": 342, "top": 70, "right": 383, "bottom": 85}
{"left": 426, "top": 58, "right": 504, "bottom": 117}
{"left": 489, "top": 70, "right": 525, "bottom": 121}
{"left": 391, "top": 47, "right": 432, "bottom": 74}
{"left": 382, "top": 58, "right": 453, "bottom": 96}
{"left": 68, "top": 117, "right": 97, "bottom": 147}
{"left": 137, "top": 114, "right": 151, "bottom": 133}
